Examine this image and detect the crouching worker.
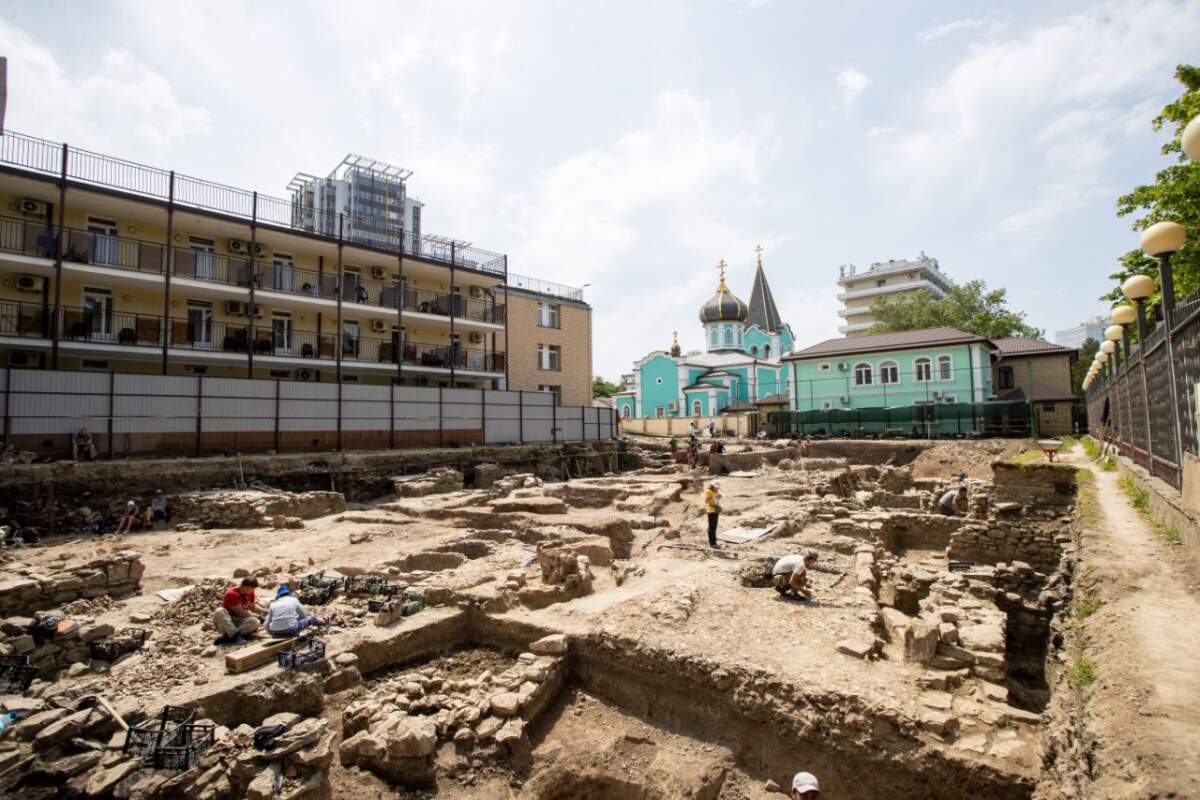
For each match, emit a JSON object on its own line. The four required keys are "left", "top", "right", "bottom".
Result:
{"left": 212, "top": 577, "right": 264, "bottom": 645}
{"left": 772, "top": 549, "right": 818, "bottom": 600}
{"left": 264, "top": 584, "right": 328, "bottom": 638}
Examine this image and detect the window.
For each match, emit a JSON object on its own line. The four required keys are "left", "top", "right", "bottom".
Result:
{"left": 764, "top": 344, "right": 771, "bottom": 358}
{"left": 997, "top": 366, "right": 1014, "bottom": 389}
{"left": 189, "top": 236, "right": 216, "bottom": 281}
{"left": 655, "top": 407, "right": 665, "bottom": 418}
{"left": 1043, "top": 403, "right": 1056, "bottom": 412}
{"left": 937, "top": 355, "right": 953, "bottom": 381}
{"left": 186, "top": 300, "right": 213, "bottom": 348}
{"left": 343, "top": 267, "right": 365, "bottom": 303}
{"left": 272, "top": 252, "right": 295, "bottom": 293}
{"left": 692, "top": 400, "right": 702, "bottom": 416}
{"left": 879, "top": 360, "right": 899, "bottom": 385}
{"left": 538, "top": 384, "right": 562, "bottom": 403}
{"left": 272, "top": 311, "right": 293, "bottom": 354}
{"left": 914, "top": 357, "right": 932, "bottom": 382}
{"left": 818, "top": 362, "right": 831, "bottom": 373}
{"left": 853, "top": 362, "right": 873, "bottom": 386}
{"left": 750, "top": 346, "right": 758, "bottom": 356}
{"left": 723, "top": 325, "right": 733, "bottom": 346}
{"left": 81, "top": 287, "right": 113, "bottom": 339}
{"left": 86, "top": 216, "right": 119, "bottom": 265}
{"left": 621, "top": 405, "right": 631, "bottom": 419}
{"left": 710, "top": 327, "right": 719, "bottom": 347}
{"left": 342, "top": 320, "right": 360, "bottom": 357}
{"left": 536, "top": 302, "right": 560, "bottom": 328}
{"left": 876, "top": 279, "right": 886, "bottom": 287}
{"left": 537, "top": 344, "right": 561, "bottom": 370}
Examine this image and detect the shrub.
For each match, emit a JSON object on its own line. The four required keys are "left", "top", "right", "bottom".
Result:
{"left": 1068, "top": 656, "right": 1097, "bottom": 691}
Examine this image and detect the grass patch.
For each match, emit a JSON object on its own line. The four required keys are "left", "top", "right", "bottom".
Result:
{"left": 1010, "top": 449, "right": 1047, "bottom": 465}
{"left": 1076, "top": 469, "right": 1104, "bottom": 529}
{"left": 1075, "top": 593, "right": 1103, "bottom": 622}
{"left": 1119, "top": 475, "right": 1151, "bottom": 513}
{"left": 1099, "top": 456, "right": 1117, "bottom": 472}
{"left": 1068, "top": 655, "right": 1097, "bottom": 691}
{"left": 1059, "top": 435, "right": 1079, "bottom": 450}
{"left": 1166, "top": 527, "right": 1182, "bottom": 545}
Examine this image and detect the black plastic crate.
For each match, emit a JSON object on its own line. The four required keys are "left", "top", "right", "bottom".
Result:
{"left": 277, "top": 638, "right": 326, "bottom": 669}
{"left": 0, "top": 654, "right": 37, "bottom": 693}
{"left": 124, "top": 705, "right": 197, "bottom": 761}
{"left": 348, "top": 576, "right": 402, "bottom": 597}
{"left": 302, "top": 571, "right": 343, "bottom": 591}
{"left": 88, "top": 627, "right": 148, "bottom": 661}
{"left": 151, "top": 723, "right": 214, "bottom": 770}
{"left": 297, "top": 584, "right": 336, "bottom": 606}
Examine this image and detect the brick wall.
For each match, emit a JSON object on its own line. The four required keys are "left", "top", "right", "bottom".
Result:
{"left": 503, "top": 290, "right": 592, "bottom": 407}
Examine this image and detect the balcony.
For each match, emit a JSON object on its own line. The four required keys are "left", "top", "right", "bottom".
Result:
{"left": 0, "top": 129, "right": 507, "bottom": 276}
{"left": 0, "top": 300, "right": 506, "bottom": 374}
{"left": 0, "top": 216, "right": 506, "bottom": 325}
{"left": 836, "top": 280, "right": 948, "bottom": 303}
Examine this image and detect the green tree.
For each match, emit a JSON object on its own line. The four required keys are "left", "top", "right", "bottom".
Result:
{"left": 869, "top": 280, "right": 1044, "bottom": 339}
{"left": 1071, "top": 338, "right": 1100, "bottom": 398}
{"left": 592, "top": 376, "right": 622, "bottom": 398}
{"left": 1107, "top": 64, "right": 1200, "bottom": 304}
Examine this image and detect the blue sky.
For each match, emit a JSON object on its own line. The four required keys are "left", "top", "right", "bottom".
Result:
{"left": 1, "top": 0, "right": 1197, "bottom": 380}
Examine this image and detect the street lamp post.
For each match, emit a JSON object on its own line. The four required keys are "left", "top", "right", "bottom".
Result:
{"left": 1140, "top": 220, "right": 1187, "bottom": 320}
{"left": 1111, "top": 304, "right": 1136, "bottom": 362}
{"left": 1122, "top": 274, "right": 1156, "bottom": 346}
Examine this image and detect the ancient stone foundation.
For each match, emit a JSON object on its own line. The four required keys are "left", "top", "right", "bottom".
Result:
{"left": 0, "top": 551, "right": 144, "bottom": 615}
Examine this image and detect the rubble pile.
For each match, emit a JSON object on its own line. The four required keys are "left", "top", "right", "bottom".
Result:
{"left": 393, "top": 468, "right": 465, "bottom": 498}
{"left": 0, "top": 692, "right": 127, "bottom": 796}
{"left": 0, "top": 551, "right": 144, "bottom": 616}
{"left": 487, "top": 473, "right": 543, "bottom": 499}
{"left": 0, "top": 613, "right": 134, "bottom": 675}
{"left": 340, "top": 638, "right": 568, "bottom": 788}
{"left": 153, "top": 579, "right": 229, "bottom": 627}
{"left": 171, "top": 490, "right": 345, "bottom": 530}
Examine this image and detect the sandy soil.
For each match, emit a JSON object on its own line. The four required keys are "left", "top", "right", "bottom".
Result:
{"left": 909, "top": 439, "right": 1032, "bottom": 479}
{"left": 1061, "top": 445, "right": 1200, "bottom": 799}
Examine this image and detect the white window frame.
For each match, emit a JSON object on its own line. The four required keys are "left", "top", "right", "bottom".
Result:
{"left": 913, "top": 357, "right": 932, "bottom": 383}
{"left": 538, "top": 344, "right": 561, "bottom": 371}
{"left": 853, "top": 362, "right": 874, "bottom": 387}
{"left": 536, "top": 301, "right": 560, "bottom": 329}
{"left": 878, "top": 360, "right": 899, "bottom": 385}
{"left": 692, "top": 399, "right": 702, "bottom": 416}
{"left": 272, "top": 310, "right": 293, "bottom": 355}
{"left": 81, "top": 286, "right": 114, "bottom": 340}
{"left": 818, "top": 362, "right": 831, "bottom": 373}
{"left": 655, "top": 406, "right": 665, "bottom": 418}
{"left": 710, "top": 327, "right": 719, "bottom": 347}
{"left": 936, "top": 354, "right": 954, "bottom": 382}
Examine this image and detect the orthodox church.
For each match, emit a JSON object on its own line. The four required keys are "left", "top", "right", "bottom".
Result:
{"left": 614, "top": 247, "right": 794, "bottom": 419}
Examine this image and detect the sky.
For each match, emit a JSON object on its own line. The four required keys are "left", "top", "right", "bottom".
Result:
{"left": 1, "top": 0, "right": 1198, "bottom": 381}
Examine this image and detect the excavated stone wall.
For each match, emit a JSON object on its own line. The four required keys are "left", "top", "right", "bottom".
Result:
{"left": 0, "top": 551, "right": 144, "bottom": 615}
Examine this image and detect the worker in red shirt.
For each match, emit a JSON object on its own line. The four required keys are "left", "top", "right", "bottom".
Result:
{"left": 211, "top": 577, "right": 265, "bottom": 645}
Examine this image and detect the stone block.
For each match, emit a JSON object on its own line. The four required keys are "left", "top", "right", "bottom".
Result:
{"left": 903, "top": 619, "right": 939, "bottom": 664}
{"left": 529, "top": 634, "right": 568, "bottom": 655}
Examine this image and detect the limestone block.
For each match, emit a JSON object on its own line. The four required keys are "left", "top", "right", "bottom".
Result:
{"left": 529, "top": 634, "right": 568, "bottom": 656}
{"left": 903, "top": 619, "right": 939, "bottom": 664}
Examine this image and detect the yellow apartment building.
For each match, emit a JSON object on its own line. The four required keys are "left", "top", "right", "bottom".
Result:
{"left": 0, "top": 130, "right": 587, "bottom": 394}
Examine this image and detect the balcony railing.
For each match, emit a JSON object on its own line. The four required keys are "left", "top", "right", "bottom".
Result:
{"left": 507, "top": 273, "right": 585, "bottom": 302}
{"left": 0, "top": 216, "right": 505, "bottom": 324}
{"left": 0, "top": 129, "right": 507, "bottom": 275}
{"left": 0, "top": 300, "right": 506, "bottom": 373}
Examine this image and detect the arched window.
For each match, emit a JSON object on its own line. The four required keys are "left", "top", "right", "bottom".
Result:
{"left": 736, "top": 328, "right": 742, "bottom": 345}
{"left": 937, "top": 355, "right": 953, "bottom": 381}
{"left": 621, "top": 405, "right": 631, "bottom": 419}
{"left": 710, "top": 326, "right": 719, "bottom": 347}
{"left": 914, "top": 357, "right": 932, "bottom": 383}
{"left": 764, "top": 344, "right": 771, "bottom": 358}
{"left": 723, "top": 325, "right": 733, "bottom": 346}
{"left": 750, "top": 345, "right": 758, "bottom": 356}
{"left": 692, "top": 400, "right": 702, "bottom": 416}
{"left": 853, "top": 362, "right": 873, "bottom": 386}
{"left": 879, "top": 360, "right": 899, "bottom": 385}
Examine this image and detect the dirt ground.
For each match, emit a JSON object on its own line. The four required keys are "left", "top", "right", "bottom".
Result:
{"left": 909, "top": 439, "right": 1032, "bottom": 479}
{"left": 1060, "top": 445, "right": 1200, "bottom": 799}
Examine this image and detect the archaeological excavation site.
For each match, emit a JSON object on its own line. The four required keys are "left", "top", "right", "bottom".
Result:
{"left": 0, "top": 437, "right": 1097, "bottom": 799}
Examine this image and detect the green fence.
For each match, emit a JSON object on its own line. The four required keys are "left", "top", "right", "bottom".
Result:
{"left": 765, "top": 400, "right": 1032, "bottom": 439}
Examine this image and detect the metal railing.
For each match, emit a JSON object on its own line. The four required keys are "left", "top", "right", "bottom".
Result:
{"left": 0, "top": 300, "right": 506, "bottom": 373}
{"left": 507, "top": 273, "right": 585, "bottom": 302}
{"left": 1087, "top": 287, "right": 1200, "bottom": 489}
{"left": 0, "top": 129, "right": 506, "bottom": 275}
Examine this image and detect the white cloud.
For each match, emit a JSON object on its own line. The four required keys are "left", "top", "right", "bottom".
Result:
{"left": 865, "top": 126, "right": 896, "bottom": 139}
{"left": 836, "top": 68, "right": 870, "bottom": 105}
{"left": 868, "top": 0, "right": 1200, "bottom": 237}
{"left": 915, "top": 17, "right": 1006, "bottom": 44}
{"left": 0, "top": 20, "right": 208, "bottom": 156}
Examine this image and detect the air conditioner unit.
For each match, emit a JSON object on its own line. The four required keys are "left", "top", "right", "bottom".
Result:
{"left": 468, "top": 332, "right": 484, "bottom": 344}
{"left": 931, "top": 391, "right": 941, "bottom": 400}
{"left": 252, "top": 243, "right": 267, "bottom": 256}
{"left": 837, "top": 362, "right": 850, "bottom": 371}
{"left": 224, "top": 300, "right": 244, "bottom": 315}
{"left": 297, "top": 369, "right": 315, "bottom": 381}
{"left": 228, "top": 239, "right": 248, "bottom": 254}
{"left": 417, "top": 377, "right": 430, "bottom": 386}
{"left": 16, "top": 274, "right": 44, "bottom": 292}
{"left": 469, "top": 285, "right": 484, "bottom": 298}
{"left": 840, "top": 395, "right": 850, "bottom": 404}
{"left": 247, "top": 304, "right": 264, "bottom": 318}
{"left": 19, "top": 198, "right": 48, "bottom": 217}
{"left": 370, "top": 318, "right": 387, "bottom": 333}
{"left": 667, "top": 401, "right": 678, "bottom": 412}
{"left": 8, "top": 351, "right": 35, "bottom": 368}
{"left": 371, "top": 266, "right": 387, "bottom": 280}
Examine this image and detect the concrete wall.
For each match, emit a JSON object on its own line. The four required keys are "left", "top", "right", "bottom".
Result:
{"left": 618, "top": 414, "right": 752, "bottom": 438}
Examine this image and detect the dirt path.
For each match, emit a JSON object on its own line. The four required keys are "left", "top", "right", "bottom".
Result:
{"left": 1060, "top": 446, "right": 1200, "bottom": 799}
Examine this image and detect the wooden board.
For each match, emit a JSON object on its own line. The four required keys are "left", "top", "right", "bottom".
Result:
{"left": 224, "top": 637, "right": 296, "bottom": 674}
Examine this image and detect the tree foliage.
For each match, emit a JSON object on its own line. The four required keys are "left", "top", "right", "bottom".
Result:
{"left": 869, "top": 280, "right": 1044, "bottom": 339}
{"left": 592, "top": 376, "right": 622, "bottom": 398}
{"left": 1071, "top": 338, "right": 1099, "bottom": 398}
{"left": 1107, "top": 64, "right": 1200, "bottom": 305}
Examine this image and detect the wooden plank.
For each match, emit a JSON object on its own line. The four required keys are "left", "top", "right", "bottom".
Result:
{"left": 224, "top": 637, "right": 296, "bottom": 674}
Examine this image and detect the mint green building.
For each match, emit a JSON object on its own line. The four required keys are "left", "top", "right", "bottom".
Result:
{"left": 613, "top": 249, "right": 793, "bottom": 419}
{"left": 781, "top": 327, "right": 994, "bottom": 433}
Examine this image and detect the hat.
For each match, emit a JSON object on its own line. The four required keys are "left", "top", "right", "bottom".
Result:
{"left": 710, "top": 480, "right": 720, "bottom": 488}
{"left": 792, "top": 772, "right": 820, "bottom": 794}
{"left": 276, "top": 585, "right": 291, "bottom": 598}
{"left": 806, "top": 548, "right": 819, "bottom": 561}
{"left": 126, "top": 500, "right": 135, "bottom": 508}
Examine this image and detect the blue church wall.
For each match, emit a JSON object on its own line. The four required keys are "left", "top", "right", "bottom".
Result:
{"left": 640, "top": 355, "right": 681, "bottom": 417}
{"left": 683, "top": 388, "right": 710, "bottom": 417}
{"left": 614, "top": 396, "right": 636, "bottom": 418}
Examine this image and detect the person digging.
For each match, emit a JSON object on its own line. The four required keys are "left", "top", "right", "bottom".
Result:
{"left": 790, "top": 771, "right": 821, "bottom": 799}
{"left": 773, "top": 549, "right": 818, "bottom": 600}
{"left": 212, "top": 577, "right": 265, "bottom": 645}
{"left": 264, "top": 584, "right": 331, "bottom": 638}
{"left": 938, "top": 485, "right": 967, "bottom": 517}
